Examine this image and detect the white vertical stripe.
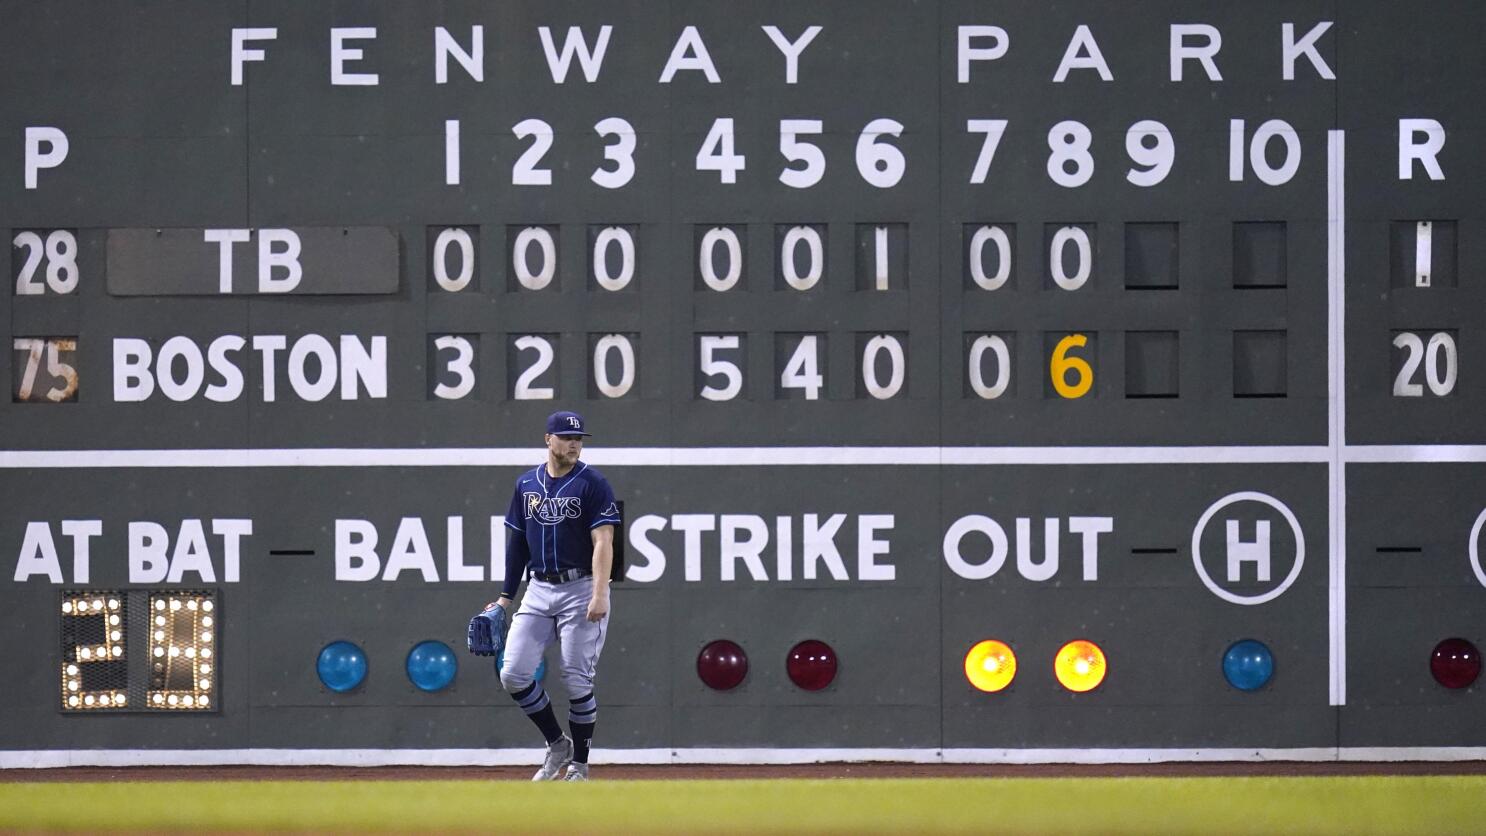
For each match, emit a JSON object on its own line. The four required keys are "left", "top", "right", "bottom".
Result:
{"left": 874, "top": 226, "right": 890, "bottom": 290}
{"left": 444, "top": 119, "right": 460, "bottom": 185}
{"left": 1413, "top": 221, "right": 1432, "bottom": 287}
{"left": 1337, "top": 129, "right": 1349, "bottom": 706}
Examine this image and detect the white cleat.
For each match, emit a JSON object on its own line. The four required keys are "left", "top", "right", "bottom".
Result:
{"left": 563, "top": 763, "right": 589, "bottom": 782}
{"left": 531, "top": 734, "right": 574, "bottom": 781}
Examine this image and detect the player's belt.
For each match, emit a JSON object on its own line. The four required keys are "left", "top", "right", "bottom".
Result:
{"left": 530, "top": 567, "right": 593, "bottom": 584}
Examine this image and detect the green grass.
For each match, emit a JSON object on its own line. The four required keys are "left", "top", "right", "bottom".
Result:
{"left": 3, "top": 776, "right": 1485, "bottom": 834}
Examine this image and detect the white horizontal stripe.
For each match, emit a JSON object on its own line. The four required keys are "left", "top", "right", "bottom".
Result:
{"left": 0, "top": 449, "right": 539, "bottom": 469}
{"left": 8, "top": 444, "right": 1486, "bottom": 469}
{"left": 5, "top": 746, "right": 1486, "bottom": 768}
{"left": 0, "top": 445, "right": 1336, "bottom": 469}
{"left": 1343, "top": 445, "right": 1486, "bottom": 463}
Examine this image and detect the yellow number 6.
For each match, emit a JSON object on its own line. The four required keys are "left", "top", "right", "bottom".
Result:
{"left": 1050, "top": 334, "right": 1093, "bottom": 399}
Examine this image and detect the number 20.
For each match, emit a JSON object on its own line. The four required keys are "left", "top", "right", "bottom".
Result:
{"left": 1393, "top": 332, "right": 1457, "bottom": 397}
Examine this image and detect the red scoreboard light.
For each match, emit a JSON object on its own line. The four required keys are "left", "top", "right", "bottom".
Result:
{"left": 697, "top": 639, "right": 749, "bottom": 691}
{"left": 1430, "top": 638, "right": 1481, "bottom": 690}
{"left": 786, "top": 640, "right": 837, "bottom": 691}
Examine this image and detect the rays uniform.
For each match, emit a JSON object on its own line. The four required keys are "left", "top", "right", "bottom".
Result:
{"left": 497, "top": 410, "right": 620, "bottom": 781}
{"left": 505, "top": 462, "right": 620, "bottom": 580}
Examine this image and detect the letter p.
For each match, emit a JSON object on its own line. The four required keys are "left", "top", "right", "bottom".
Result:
{"left": 25, "top": 127, "right": 68, "bottom": 190}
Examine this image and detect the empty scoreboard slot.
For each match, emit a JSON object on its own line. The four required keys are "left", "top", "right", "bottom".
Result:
{"left": 1124, "top": 331, "right": 1179, "bottom": 398}
{"left": 1232, "top": 221, "right": 1288, "bottom": 288}
{"left": 1232, "top": 330, "right": 1288, "bottom": 398}
{"left": 1123, "top": 222, "right": 1179, "bottom": 289}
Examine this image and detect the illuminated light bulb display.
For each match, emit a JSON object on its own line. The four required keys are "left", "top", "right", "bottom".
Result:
{"left": 1054, "top": 639, "right": 1108, "bottom": 693}
{"left": 60, "top": 588, "right": 219, "bottom": 713}
{"left": 58, "top": 591, "right": 127, "bottom": 712}
{"left": 963, "top": 639, "right": 1018, "bottom": 693}
{"left": 146, "top": 592, "right": 218, "bottom": 711}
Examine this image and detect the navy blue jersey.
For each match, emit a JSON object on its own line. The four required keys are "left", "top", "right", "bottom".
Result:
{"left": 504, "top": 461, "right": 621, "bottom": 574}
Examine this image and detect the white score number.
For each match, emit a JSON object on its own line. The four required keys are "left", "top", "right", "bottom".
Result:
{"left": 780, "top": 335, "right": 824, "bottom": 400}
{"left": 699, "top": 335, "right": 743, "bottom": 401}
{"left": 13, "top": 337, "right": 79, "bottom": 402}
{"left": 592, "top": 334, "right": 635, "bottom": 399}
{"left": 431, "top": 228, "right": 475, "bottom": 292}
{"left": 861, "top": 335, "right": 905, "bottom": 399}
{"left": 1392, "top": 331, "right": 1457, "bottom": 397}
{"left": 14, "top": 230, "right": 79, "bottom": 295}
{"left": 432, "top": 336, "right": 474, "bottom": 400}
{"left": 512, "top": 336, "right": 555, "bottom": 400}
{"left": 432, "top": 335, "right": 638, "bottom": 401}
{"left": 968, "top": 335, "right": 1012, "bottom": 400}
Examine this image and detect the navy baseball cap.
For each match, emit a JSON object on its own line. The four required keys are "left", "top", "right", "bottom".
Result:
{"left": 545, "top": 410, "right": 591, "bottom": 436}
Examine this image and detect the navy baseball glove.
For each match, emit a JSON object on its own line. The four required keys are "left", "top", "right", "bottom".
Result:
{"left": 467, "top": 601, "right": 510, "bottom": 657}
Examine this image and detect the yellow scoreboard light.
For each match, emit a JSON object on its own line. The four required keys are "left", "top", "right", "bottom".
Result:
{"left": 964, "top": 639, "right": 1018, "bottom": 693}
{"left": 1054, "top": 639, "right": 1107, "bottom": 693}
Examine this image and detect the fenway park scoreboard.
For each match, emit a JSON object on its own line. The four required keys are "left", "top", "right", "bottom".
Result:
{"left": 2, "top": 1, "right": 1483, "bottom": 760}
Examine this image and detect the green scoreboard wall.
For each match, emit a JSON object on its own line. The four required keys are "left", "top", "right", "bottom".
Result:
{"left": 2, "top": 0, "right": 1484, "bottom": 763}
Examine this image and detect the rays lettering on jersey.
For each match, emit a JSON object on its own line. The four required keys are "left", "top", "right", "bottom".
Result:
{"left": 524, "top": 492, "right": 583, "bottom": 525}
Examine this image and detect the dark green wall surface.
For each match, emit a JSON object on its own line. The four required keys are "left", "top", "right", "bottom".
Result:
{"left": 2, "top": 1, "right": 1483, "bottom": 755}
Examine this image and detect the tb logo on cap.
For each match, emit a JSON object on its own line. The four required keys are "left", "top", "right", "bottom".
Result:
{"left": 545, "top": 411, "right": 590, "bottom": 436}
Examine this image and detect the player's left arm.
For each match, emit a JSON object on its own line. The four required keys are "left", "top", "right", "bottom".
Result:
{"left": 585, "top": 474, "right": 621, "bottom": 622}
{"left": 587, "top": 524, "right": 614, "bottom": 622}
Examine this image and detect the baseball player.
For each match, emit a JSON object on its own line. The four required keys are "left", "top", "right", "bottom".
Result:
{"left": 488, "top": 410, "right": 620, "bottom": 781}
